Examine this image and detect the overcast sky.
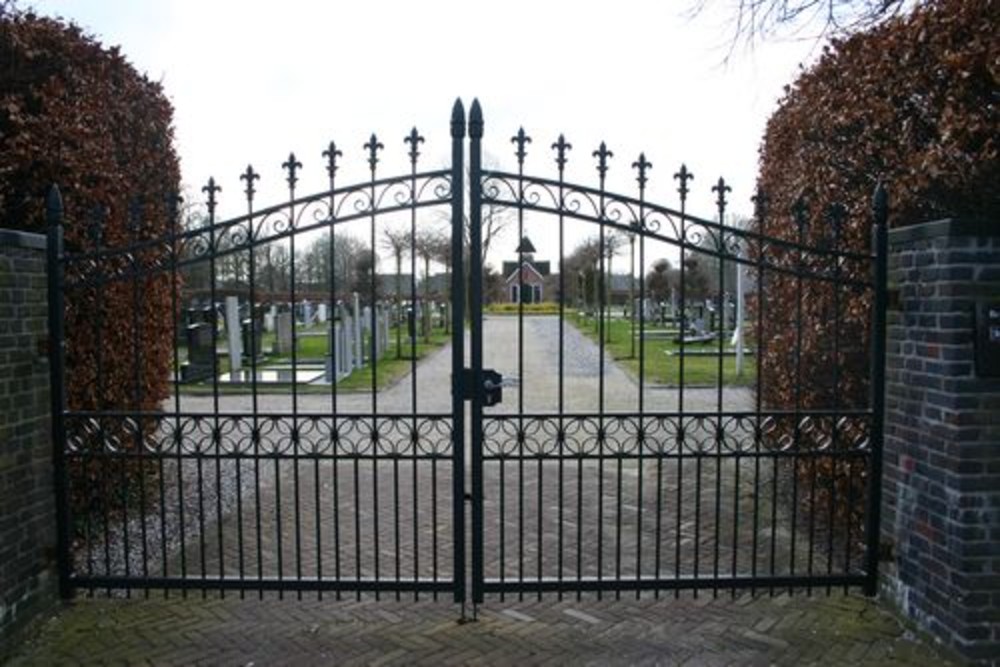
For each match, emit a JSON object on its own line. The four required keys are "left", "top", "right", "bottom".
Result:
{"left": 30, "top": 0, "right": 823, "bottom": 270}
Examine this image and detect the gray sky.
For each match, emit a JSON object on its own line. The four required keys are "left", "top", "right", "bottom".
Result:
{"left": 31, "top": 0, "right": 822, "bottom": 271}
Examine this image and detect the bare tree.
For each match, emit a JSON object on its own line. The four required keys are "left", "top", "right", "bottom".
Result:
{"left": 690, "top": 0, "right": 909, "bottom": 57}
{"left": 414, "top": 228, "right": 447, "bottom": 341}
{"left": 381, "top": 226, "right": 411, "bottom": 357}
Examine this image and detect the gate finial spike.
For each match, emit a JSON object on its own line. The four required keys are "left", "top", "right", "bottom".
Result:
{"left": 872, "top": 180, "right": 888, "bottom": 227}
{"left": 240, "top": 164, "right": 260, "bottom": 201}
{"left": 405, "top": 127, "right": 425, "bottom": 165}
{"left": 451, "top": 98, "right": 466, "bottom": 138}
{"left": 46, "top": 184, "right": 63, "bottom": 227}
{"left": 202, "top": 177, "right": 221, "bottom": 216}
{"left": 632, "top": 153, "right": 652, "bottom": 190}
{"left": 552, "top": 134, "right": 572, "bottom": 171}
{"left": 282, "top": 153, "right": 302, "bottom": 190}
{"left": 323, "top": 141, "right": 343, "bottom": 178}
{"left": 469, "top": 98, "right": 483, "bottom": 139}
{"left": 512, "top": 127, "right": 531, "bottom": 165}
{"left": 364, "top": 134, "right": 384, "bottom": 173}
{"left": 673, "top": 164, "right": 693, "bottom": 202}
{"left": 593, "top": 141, "right": 613, "bottom": 180}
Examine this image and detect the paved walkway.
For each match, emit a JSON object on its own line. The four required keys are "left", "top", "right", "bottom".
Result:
{"left": 11, "top": 591, "right": 953, "bottom": 665}
{"left": 29, "top": 317, "right": 942, "bottom": 664}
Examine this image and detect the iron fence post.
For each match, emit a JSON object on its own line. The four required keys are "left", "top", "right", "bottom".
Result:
{"left": 468, "top": 98, "right": 485, "bottom": 605}
{"left": 449, "top": 98, "right": 467, "bottom": 605}
{"left": 865, "top": 182, "right": 889, "bottom": 596}
{"left": 46, "top": 184, "right": 73, "bottom": 599}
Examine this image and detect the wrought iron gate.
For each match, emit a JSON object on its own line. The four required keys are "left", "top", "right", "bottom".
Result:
{"left": 48, "top": 98, "right": 887, "bottom": 605}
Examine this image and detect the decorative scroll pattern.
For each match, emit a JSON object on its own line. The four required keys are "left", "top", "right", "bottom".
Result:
{"left": 481, "top": 413, "right": 872, "bottom": 459}
{"left": 481, "top": 171, "right": 874, "bottom": 288}
{"left": 62, "top": 171, "right": 452, "bottom": 290}
{"left": 64, "top": 414, "right": 454, "bottom": 458}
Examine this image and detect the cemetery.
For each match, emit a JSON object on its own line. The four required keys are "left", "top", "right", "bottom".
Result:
{"left": 177, "top": 293, "right": 450, "bottom": 392}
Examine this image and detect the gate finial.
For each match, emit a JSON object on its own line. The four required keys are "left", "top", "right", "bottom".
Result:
{"left": 405, "top": 127, "right": 425, "bottom": 166}
{"left": 364, "top": 134, "right": 384, "bottom": 173}
{"left": 282, "top": 153, "right": 302, "bottom": 191}
{"left": 240, "top": 164, "right": 260, "bottom": 202}
{"left": 712, "top": 177, "right": 731, "bottom": 214}
{"left": 469, "top": 98, "right": 483, "bottom": 139}
{"left": 451, "top": 98, "right": 466, "bottom": 138}
{"left": 202, "top": 177, "right": 221, "bottom": 217}
{"left": 323, "top": 141, "right": 343, "bottom": 178}
{"left": 632, "top": 153, "right": 652, "bottom": 191}
{"left": 872, "top": 180, "right": 888, "bottom": 227}
{"left": 512, "top": 127, "right": 531, "bottom": 165}
{"left": 552, "top": 134, "right": 572, "bottom": 172}
{"left": 673, "top": 164, "right": 693, "bottom": 202}
{"left": 593, "top": 142, "right": 613, "bottom": 180}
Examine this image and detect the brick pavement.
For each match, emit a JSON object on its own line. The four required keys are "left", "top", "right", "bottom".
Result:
{"left": 9, "top": 590, "right": 955, "bottom": 665}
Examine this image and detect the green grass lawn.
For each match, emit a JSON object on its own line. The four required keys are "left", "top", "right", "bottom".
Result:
{"left": 567, "top": 312, "right": 757, "bottom": 387}
{"left": 178, "top": 324, "right": 450, "bottom": 394}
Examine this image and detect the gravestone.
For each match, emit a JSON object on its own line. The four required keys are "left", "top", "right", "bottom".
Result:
{"left": 242, "top": 315, "right": 263, "bottom": 360}
{"left": 317, "top": 303, "right": 328, "bottom": 324}
{"left": 181, "top": 322, "right": 215, "bottom": 382}
{"left": 302, "top": 300, "right": 313, "bottom": 326}
{"left": 225, "top": 296, "right": 243, "bottom": 374}
{"left": 275, "top": 311, "right": 293, "bottom": 355}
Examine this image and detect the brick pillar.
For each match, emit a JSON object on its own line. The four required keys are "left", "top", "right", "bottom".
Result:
{"left": 0, "top": 229, "right": 57, "bottom": 657}
{"left": 882, "top": 218, "right": 1000, "bottom": 663}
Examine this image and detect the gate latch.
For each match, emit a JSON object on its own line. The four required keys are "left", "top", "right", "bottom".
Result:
{"left": 460, "top": 368, "right": 515, "bottom": 407}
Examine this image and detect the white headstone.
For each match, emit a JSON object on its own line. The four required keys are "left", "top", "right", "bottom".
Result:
{"left": 353, "top": 293, "right": 363, "bottom": 367}
{"left": 276, "top": 312, "right": 293, "bottom": 355}
{"left": 302, "top": 299, "right": 313, "bottom": 326}
{"left": 317, "top": 303, "right": 328, "bottom": 324}
{"left": 225, "top": 296, "right": 242, "bottom": 375}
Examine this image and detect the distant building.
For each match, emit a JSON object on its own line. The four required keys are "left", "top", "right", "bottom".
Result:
{"left": 503, "top": 236, "right": 551, "bottom": 304}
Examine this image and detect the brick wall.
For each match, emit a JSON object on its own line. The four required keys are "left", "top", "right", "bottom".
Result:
{"left": 882, "top": 218, "right": 1000, "bottom": 664}
{"left": 0, "top": 229, "right": 56, "bottom": 657}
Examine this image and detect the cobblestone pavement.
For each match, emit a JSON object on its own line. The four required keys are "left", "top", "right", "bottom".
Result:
{"left": 10, "top": 591, "right": 954, "bottom": 665}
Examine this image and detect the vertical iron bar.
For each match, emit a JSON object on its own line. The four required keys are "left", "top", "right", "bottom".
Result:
{"left": 364, "top": 137, "right": 382, "bottom": 600}
{"left": 241, "top": 165, "right": 260, "bottom": 599}
{"left": 594, "top": 142, "right": 611, "bottom": 599}
{"left": 128, "top": 200, "right": 150, "bottom": 597}
{"left": 203, "top": 178, "right": 221, "bottom": 597}
{"left": 283, "top": 153, "right": 303, "bottom": 600}
{"left": 46, "top": 186, "right": 72, "bottom": 599}
{"left": 406, "top": 128, "right": 423, "bottom": 600}
{"left": 788, "top": 197, "right": 809, "bottom": 594}
{"left": 512, "top": 127, "right": 528, "bottom": 600}
{"left": 163, "top": 193, "right": 181, "bottom": 595}
{"left": 323, "top": 142, "right": 342, "bottom": 600}
{"left": 751, "top": 190, "right": 767, "bottom": 597}
{"left": 711, "top": 178, "right": 730, "bottom": 598}
{"left": 553, "top": 135, "right": 570, "bottom": 600}
{"left": 865, "top": 183, "right": 888, "bottom": 596}
{"left": 826, "top": 203, "right": 845, "bottom": 594}
{"left": 632, "top": 155, "right": 650, "bottom": 598}
{"left": 469, "top": 99, "right": 485, "bottom": 605}
{"left": 672, "top": 165, "right": 692, "bottom": 598}
{"left": 450, "top": 99, "right": 467, "bottom": 605}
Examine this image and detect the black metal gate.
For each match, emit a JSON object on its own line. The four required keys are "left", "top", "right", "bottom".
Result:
{"left": 48, "top": 98, "right": 887, "bottom": 606}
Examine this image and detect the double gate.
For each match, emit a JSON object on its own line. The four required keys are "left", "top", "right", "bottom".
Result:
{"left": 48, "top": 99, "right": 887, "bottom": 607}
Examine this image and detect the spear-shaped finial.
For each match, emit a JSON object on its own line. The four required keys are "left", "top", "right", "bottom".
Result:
{"left": 712, "top": 177, "right": 731, "bottom": 214}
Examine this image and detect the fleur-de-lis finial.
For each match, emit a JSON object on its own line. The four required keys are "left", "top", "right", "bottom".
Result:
{"left": 282, "top": 153, "right": 302, "bottom": 190}
{"left": 552, "top": 134, "right": 572, "bottom": 172}
{"left": 632, "top": 153, "right": 652, "bottom": 191}
{"left": 323, "top": 141, "right": 343, "bottom": 178}
{"left": 240, "top": 164, "right": 260, "bottom": 201}
{"left": 792, "top": 195, "right": 809, "bottom": 234}
{"left": 593, "top": 142, "right": 613, "bottom": 180}
{"left": 405, "top": 127, "right": 425, "bottom": 166}
{"left": 673, "top": 164, "right": 693, "bottom": 202}
{"left": 512, "top": 127, "right": 531, "bottom": 165}
{"left": 752, "top": 187, "right": 768, "bottom": 221}
{"left": 712, "top": 177, "right": 731, "bottom": 213}
{"left": 202, "top": 177, "right": 221, "bottom": 216}
{"left": 364, "top": 133, "right": 384, "bottom": 172}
